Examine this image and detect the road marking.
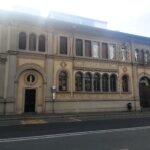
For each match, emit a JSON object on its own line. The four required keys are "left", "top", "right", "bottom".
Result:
{"left": 21, "top": 119, "right": 47, "bottom": 125}
{"left": 69, "top": 117, "right": 82, "bottom": 122}
{"left": 1, "top": 126, "right": 150, "bottom": 143}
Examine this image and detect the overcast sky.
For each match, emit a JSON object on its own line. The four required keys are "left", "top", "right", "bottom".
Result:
{"left": 1, "top": 0, "right": 150, "bottom": 37}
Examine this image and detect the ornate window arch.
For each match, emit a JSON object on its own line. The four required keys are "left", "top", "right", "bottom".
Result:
{"left": 102, "top": 74, "right": 109, "bottom": 92}
{"left": 75, "top": 72, "right": 83, "bottom": 91}
{"left": 59, "top": 71, "right": 68, "bottom": 91}
{"left": 38, "top": 35, "right": 45, "bottom": 52}
{"left": 19, "top": 32, "right": 26, "bottom": 50}
{"left": 94, "top": 73, "right": 100, "bottom": 91}
{"left": 110, "top": 74, "right": 117, "bottom": 92}
{"left": 122, "top": 75, "right": 129, "bottom": 92}
{"left": 85, "top": 72, "right": 92, "bottom": 91}
{"left": 29, "top": 33, "right": 36, "bottom": 51}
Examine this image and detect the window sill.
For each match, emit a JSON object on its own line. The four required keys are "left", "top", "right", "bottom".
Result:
{"left": 121, "top": 92, "right": 131, "bottom": 94}
{"left": 57, "top": 91, "right": 71, "bottom": 93}
{"left": 74, "top": 91, "right": 119, "bottom": 94}
{"left": 17, "top": 49, "right": 46, "bottom": 54}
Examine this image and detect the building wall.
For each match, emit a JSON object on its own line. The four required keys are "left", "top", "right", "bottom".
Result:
{"left": 1, "top": 12, "right": 150, "bottom": 114}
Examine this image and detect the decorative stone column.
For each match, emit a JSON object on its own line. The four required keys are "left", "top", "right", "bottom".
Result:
{"left": 83, "top": 72, "right": 85, "bottom": 92}
{"left": 92, "top": 72, "right": 94, "bottom": 92}
{"left": 108, "top": 74, "right": 111, "bottom": 92}
{"left": 101, "top": 73, "right": 103, "bottom": 92}
{"left": 26, "top": 33, "right": 29, "bottom": 50}
{"left": 36, "top": 34, "right": 39, "bottom": 51}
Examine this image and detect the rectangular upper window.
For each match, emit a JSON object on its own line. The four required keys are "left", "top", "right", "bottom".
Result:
{"left": 121, "top": 47, "right": 127, "bottom": 61}
{"left": 60, "top": 36, "right": 67, "bottom": 55}
{"left": 109, "top": 44, "right": 116, "bottom": 59}
{"left": 102, "top": 43, "right": 108, "bottom": 59}
{"left": 76, "top": 39, "right": 83, "bottom": 56}
{"left": 85, "top": 40, "right": 91, "bottom": 57}
{"left": 92, "top": 41, "right": 99, "bottom": 58}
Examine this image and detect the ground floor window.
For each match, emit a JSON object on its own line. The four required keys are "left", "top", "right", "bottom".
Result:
{"left": 59, "top": 71, "right": 67, "bottom": 91}
{"left": 122, "top": 75, "right": 129, "bottom": 92}
{"left": 94, "top": 73, "right": 101, "bottom": 91}
{"left": 74, "top": 72, "right": 119, "bottom": 93}
{"left": 85, "top": 72, "right": 92, "bottom": 91}
{"left": 75, "top": 72, "right": 83, "bottom": 91}
{"left": 110, "top": 74, "right": 117, "bottom": 92}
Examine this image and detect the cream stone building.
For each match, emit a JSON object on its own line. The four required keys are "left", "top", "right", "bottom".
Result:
{"left": 0, "top": 10, "right": 150, "bottom": 115}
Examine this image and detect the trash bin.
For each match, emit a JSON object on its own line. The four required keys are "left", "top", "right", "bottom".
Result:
{"left": 127, "top": 102, "right": 132, "bottom": 111}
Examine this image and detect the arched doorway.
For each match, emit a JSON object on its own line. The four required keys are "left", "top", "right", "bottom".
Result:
{"left": 16, "top": 69, "right": 44, "bottom": 114}
{"left": 139, "top": 77, "right": 150, "bottom": 108}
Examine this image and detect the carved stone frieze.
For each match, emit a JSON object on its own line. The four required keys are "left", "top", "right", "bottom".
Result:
{"left": 122, "top": 66, "right": 127, "bottom": 72}
{"left": 74, "top": 61, "right": 117, "bottom": 70}
{"left": 60, "top": 61, "right": 67, "bottom": 68}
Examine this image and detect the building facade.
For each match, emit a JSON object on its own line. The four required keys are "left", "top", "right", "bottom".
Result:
{"left": 0, "top": 11, "right": 150, "bottom": 115}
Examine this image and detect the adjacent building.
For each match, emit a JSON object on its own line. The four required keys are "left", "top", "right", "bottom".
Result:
{"left": 0, "top": 10, "right": 150, "bottom": 115}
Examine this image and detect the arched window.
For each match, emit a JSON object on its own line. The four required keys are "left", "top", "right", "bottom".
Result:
{"left": 135, "top": 49, "right": 139, "bottom": 62}
{"left": 140, "top": 77, "right": 150, "bottom": 86}
{"left": 39, "top": 35, "right": 45, "bottom": 52}
{"left": 94, "top": 73, "right": 100, "bottom": 91}
{"left": 59, "top": 71, "right": 67, "bottom": 91}
{"left": 122, "top": 75, "right": 129, "bottom": 92}
{"left": 19, "top": 32, "right": 26, "bottom": 49}
{"left": 85, "top": 72, "right": 92, "bottom": 91}
{"left": 110, "top": 74, "right": 117, "bottom": 92}
{"left": 75, "top": 72, "right": 83, "bottom": 91}
{"left": 29, "top": 33, "right": 36, "bottom": 51}
{"left": 140, "top": 50, "right": 144, "bottom": 64}
{"left": 102, "top": 74, "right": 109, "bottom": 92}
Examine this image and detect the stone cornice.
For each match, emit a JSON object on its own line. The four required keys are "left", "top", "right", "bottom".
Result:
{"left": 6, "top": 50, "right": 150, "bottom": 67}
{"left": 132, "top": 62, "right": 150, "bottom": 68}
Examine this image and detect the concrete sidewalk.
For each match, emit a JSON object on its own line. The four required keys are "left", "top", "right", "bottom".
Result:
{"left": 0, "top": 111, "right": 150, "bottom": 126}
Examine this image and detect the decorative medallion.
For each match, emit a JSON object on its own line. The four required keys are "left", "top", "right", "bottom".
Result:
{"left": 60, "top": 61, "right": 67, "bottom": 68}
{"left": 24, "top": 71, "right": 38, "bottom": 85}
{"left": 123, "top": 66, "right": 127, "bottom": 72}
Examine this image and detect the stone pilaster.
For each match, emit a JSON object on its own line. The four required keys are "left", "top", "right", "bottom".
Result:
{"left": 46, "top": 58, "right": 53, "bottom": 96}
{"left": 4, "top": 52, "right": 17, "bottom": 114}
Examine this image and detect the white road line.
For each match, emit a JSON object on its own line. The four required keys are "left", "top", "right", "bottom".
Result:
{"left": 69, "top": 117, "right": 82, "bottom": 122}
{"left": 1, "top": 126, "right": 150, "bottom": 143}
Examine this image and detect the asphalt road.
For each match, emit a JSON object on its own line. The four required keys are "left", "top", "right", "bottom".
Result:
{"left": 1, "top": 117, "right": 150, "bottom": 149}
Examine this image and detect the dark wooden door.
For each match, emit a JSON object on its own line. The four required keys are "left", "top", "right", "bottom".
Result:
{"left": 24, "top": 89, "right": 36, "bottom": 112}
{"left": 140, "top": 84, "right": 150, "bottom": 108}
